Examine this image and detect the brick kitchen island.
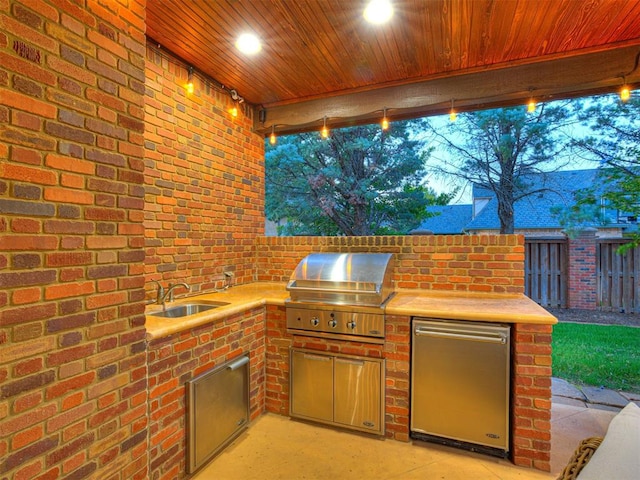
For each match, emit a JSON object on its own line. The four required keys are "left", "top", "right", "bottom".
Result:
{"left": 146, "top": 268, "right": 556, "bottom": 478}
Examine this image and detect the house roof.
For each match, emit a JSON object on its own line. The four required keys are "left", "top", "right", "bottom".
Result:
{"left": 414, "top": 205, "right": 472, "bottom": 234}
{"left": 419, "top": 169, "right": 634, "bottom": 234}
{"left": 467, "top": 169, "right": 614, "bottom": 231}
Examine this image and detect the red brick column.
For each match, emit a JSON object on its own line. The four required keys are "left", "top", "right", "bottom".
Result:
{"left": 265, "top": 305, "right": 292, "bottom": 415}
{"left": 511, "top": 323, "right": 553, "bottom": 471}
{"left": 384, "top": 314, "right": 411, "bottom": 441}
{"left": 567, "top": 228, "right": 597, "bottom": 309}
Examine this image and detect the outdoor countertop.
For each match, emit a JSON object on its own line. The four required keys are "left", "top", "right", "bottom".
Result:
{"left": 386, "top": 290, "right": 558, "bottom": 324}
{"left": 145, "top": 282, "right": 556, "bottom": 340}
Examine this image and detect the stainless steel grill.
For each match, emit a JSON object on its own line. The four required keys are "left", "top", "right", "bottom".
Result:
{"left": 286, "top": 253, "right": 394, "bottom": 343}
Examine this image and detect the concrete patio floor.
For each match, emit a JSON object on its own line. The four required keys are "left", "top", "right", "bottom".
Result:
{"left": 192, "top": 403, "right": 619, "bottom": 480}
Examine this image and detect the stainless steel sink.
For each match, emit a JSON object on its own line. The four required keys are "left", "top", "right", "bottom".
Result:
{"left": 149, "top": 302, "right": 228, "bottom": 318}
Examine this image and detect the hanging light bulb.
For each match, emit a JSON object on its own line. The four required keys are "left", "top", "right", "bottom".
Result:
{"left": 269, "top": 125, "right": 277, "bottom": 145}
{"left": 449, "top": 99, "right": 457, "bottom": 122}
{"left": 619, "top": 76, "right": 631, "bottom": 102}
{"left": 621, "top": 86, "right": 631, "bottom": 101}
{"left": 526, "top": 88, "right": 536, "bottom": 113}
{"left": 321, "top": 116, "right": 329, "bottom": 139}
{"left": 381, "top": 108, "right": 389, "bottom": 131}
{"left": 230, "top": 102, "right": 238, "bottom": 118}
{"left": 527, "top": 98, "right": 536, "bottom": 113}
{"left": 186, "top": 67, "right": 194, "bottom": 94}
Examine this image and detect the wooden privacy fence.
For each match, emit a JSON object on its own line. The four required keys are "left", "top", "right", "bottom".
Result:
{"left": 597, "top": 240, "right": 639, "bottom": 313}
{"left": 524, "top": 238, "right": 567, "bottom": 308}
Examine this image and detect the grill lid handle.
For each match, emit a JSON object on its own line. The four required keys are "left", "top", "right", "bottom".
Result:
{"left": 286, "top": 282, "right": 382, "bottom": 295}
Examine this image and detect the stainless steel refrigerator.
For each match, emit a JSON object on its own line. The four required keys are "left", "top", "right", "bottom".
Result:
{"left": 411, "top": 318, "right": 510, "bottom": 456}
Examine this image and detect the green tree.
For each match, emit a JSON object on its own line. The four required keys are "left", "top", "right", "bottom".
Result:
{"left": 265, "top": 122, "right": 450, "bottom": 236}
{"left": 572, "top": 94, "right": 640, "bottom": 249}
{"left": 419, "top": 103, "right": 580, "bottom": 233}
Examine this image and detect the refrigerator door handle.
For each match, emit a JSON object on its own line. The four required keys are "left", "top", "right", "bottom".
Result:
{"left": 227, "top": 355, "right": 250, "bottom": 371}
{"left": 414, "top": 328, "right": 506, "bottom": 345}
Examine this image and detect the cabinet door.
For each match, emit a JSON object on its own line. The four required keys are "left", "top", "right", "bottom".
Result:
{"left": 290, "top": 350, "right": 333, "bottom": 422}
{"left": 334, "top": 357, "right": 381, "bottom": 431}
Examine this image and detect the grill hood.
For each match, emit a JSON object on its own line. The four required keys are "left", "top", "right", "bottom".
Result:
{"left": 286, "top": 253, "right": 394, "bottom": 307}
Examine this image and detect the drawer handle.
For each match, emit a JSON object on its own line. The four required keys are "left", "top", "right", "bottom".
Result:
{"left": 336, "top": 359, "right": 364, "bottom": 366}
{"left": 303, "top": 354, "right": 331, "bottom": 362}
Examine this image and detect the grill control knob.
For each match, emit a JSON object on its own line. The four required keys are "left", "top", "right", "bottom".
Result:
{"left": 328, "top": 319, "right": 337, "bottom": 328}
{"left": 347, "top": 320, "right": 357, "bottom": 330}
{"left": 310, "top": 317, "right": 320, "bottom": 326}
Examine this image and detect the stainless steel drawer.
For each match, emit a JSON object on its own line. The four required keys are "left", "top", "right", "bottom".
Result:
{"left": 187, "top": 354, "right": 250, "bottom": 473}
{"left": 291, "top": 350, "right": 334, "bottom": 422}
{"left": 334, "top": 357, "right": 381, "bottom": 431}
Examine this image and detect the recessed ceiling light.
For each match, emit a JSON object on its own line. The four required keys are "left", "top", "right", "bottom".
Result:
{"left": 364, "top": 0, "right": 393, "bottom": 25}
{"left": 235, "top": 32, "right": 261, "bottom": 55}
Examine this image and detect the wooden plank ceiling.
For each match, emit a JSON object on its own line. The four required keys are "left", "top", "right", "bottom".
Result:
{"left": 145, "top": 0, "right": 640, "bottom": 136}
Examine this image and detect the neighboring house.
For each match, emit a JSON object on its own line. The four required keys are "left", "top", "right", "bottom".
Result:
{"left": 415, "top": 169, "right": 638, "bottom": 237}
{"left": 411, "top": 205, "right": 472, "bottom": 234}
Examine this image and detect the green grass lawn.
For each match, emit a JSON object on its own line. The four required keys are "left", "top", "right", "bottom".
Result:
{"left": 552, "top": 322, "right": 640, "bottom": 393}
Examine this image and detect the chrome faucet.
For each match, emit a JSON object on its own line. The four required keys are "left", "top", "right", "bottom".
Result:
{"left": 163, "top": 282, "right": 191, "bottom": 303}
{"left": 153, "top": 281, "right": 190, "bottom": 306}
{"left": 152, "top": 280, "right": 165, "bottom": 305}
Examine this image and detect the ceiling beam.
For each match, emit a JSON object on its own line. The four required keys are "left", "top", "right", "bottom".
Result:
{"left": 255, "top": 43, "right": 640, "bottom": 136}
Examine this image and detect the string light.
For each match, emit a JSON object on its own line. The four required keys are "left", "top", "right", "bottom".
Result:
{"left": 269, "top": 125, "right": 277, "bottom": 145}
{"left": 381, "top": 108, "right": 389, "bottom": 130}
{"left": 321, "top": 116, "right": 329, "bottom": 138}
{"left": 449, "top": 99, "right": 457, "bottom": 122}
{"left": 186, "top": 67, "right": 194, "bottom": 94}
{"left": 525, "top": 88, "right": 536, "bottom": 113}
{"left": 620, "top": 77, "right": 631, "bottom": 101}
{"left": 527, "top": 98, "right": 536, "bottom": 113}
{"left": 150, "top": 43, "right": 247, "bottom": 118}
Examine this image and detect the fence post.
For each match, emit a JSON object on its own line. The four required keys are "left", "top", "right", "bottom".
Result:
{"left": 567, "top": 227, "right": 597, "bottom": 310}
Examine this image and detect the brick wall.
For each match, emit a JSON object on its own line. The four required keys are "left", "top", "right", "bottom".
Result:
{"left": 0, "top": 1, "right": 148, "bottom": 479}
{"left": 147, "top": 308, "right": 265, "bottom": 480}
{"left": 143, "top": 45, "right": 265, "bottom": 299}
{"left": 256, "top": 234, "right": 525, "bottom": 294}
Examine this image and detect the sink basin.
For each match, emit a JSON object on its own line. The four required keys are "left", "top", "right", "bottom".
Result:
{"left": 149, "top": 302, "right": 228, "bottom": 318}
